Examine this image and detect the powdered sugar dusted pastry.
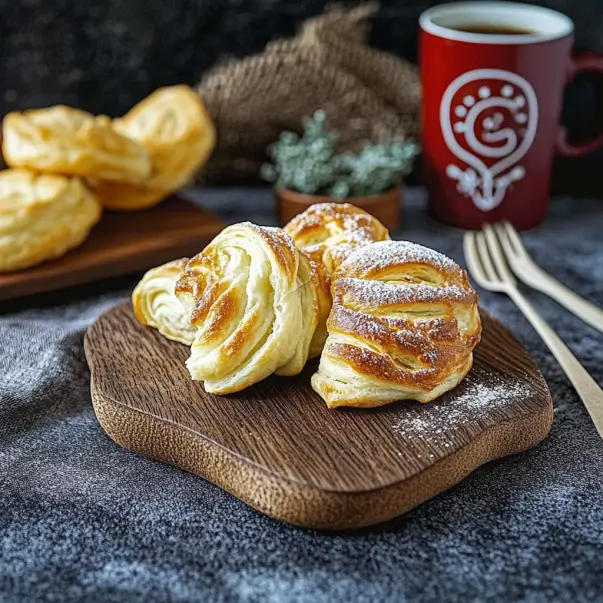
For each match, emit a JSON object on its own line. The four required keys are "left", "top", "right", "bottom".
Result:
{"left": 312, "top": 240, "right": 482, "bottom": 408}
{"left": 0, "top": 169, "right": 102, "bottom": 272}
{"left": 2, "top": 106, "right": 151, "bottom": 183}
{"left": 175, "top": 222, "right": 328, "bottom": 394}
{"left": 284, "top": 203, "right": 390, "bottom": 278}
{"left": 132, "top": 258, "right": 195, "bottom": 345}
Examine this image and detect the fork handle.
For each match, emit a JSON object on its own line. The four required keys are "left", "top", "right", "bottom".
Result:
{"left": 508, "top": 288, "right": 603, "bottom": 438}
{"left": 526, "top": 266, "right": 603, "bottom": 333}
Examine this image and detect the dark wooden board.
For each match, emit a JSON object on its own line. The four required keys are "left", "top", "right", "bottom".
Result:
{"left": 0, "top": 196, "right": 224, "bottom": 300}
{"left": 85, "top": 303, "right": 553, "bottom": 530}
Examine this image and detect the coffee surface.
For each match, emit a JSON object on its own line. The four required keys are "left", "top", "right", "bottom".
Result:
{"left": 450, "top": 23, "right": 536, "bottom": 35}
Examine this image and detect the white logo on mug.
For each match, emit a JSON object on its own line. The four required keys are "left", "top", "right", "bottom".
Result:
{"left": 440, "top": 68, "right": 538, "bottom": 211}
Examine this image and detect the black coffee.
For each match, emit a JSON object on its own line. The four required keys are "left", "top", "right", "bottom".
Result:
{"left": 451, "top": 24, "right": 536, "bottom": 35}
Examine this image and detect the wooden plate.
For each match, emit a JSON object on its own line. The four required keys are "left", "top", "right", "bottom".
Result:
{"left": 0, "top": 196, "right": 224, "bottom": 301}
{"left": 85, "top": 303, "right": 553, "bottom": 530}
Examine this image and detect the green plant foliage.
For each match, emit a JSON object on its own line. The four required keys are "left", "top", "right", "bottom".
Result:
{"left": 261, "top": 111, "right": 419, "bottom": 197}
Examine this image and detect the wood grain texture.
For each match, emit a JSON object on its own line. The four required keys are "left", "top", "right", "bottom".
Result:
{"left": 85, "top": 303, "right": 553, "bottom": 530}
{"left": 0, "top": 196, "right": 224, "bottom": 300}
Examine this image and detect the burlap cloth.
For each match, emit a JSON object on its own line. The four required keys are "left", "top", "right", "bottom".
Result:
{"left": 196, "top": 4, "right": 421, "bottom": 184}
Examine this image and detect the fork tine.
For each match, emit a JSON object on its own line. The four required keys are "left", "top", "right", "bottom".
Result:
{"left": 501, "top": 221, "right": 527, "bottom": 257}
{"left": 494, "top": 223, "right": 519, "bottom": 264}
{"left": 463, "top": 231, "right": 489, "bottom": 288}
{"left": 483, "top": 223, "right": 516, "bottom": 284}
{"left": 475, "top": 231, "right": 500, "bottom": 282}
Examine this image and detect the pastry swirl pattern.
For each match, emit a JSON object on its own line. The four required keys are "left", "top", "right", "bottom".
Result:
{"left": 175, "top": 222, "right": 326, "bottom": 394}
{"left": 312, "top": 240, "right": 482, "bottom": 408}
{"left": 284, "top": 202, "right": 390, "bottom": 278}
{"left": 132, "top": 258, "right": 196, "bottom": 345}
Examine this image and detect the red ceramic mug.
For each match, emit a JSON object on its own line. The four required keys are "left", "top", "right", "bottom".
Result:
{"left": 420, "top": 1, "right": 603, "bottom": 230}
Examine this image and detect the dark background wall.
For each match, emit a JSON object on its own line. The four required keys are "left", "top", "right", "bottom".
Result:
{"left": 1, "top": 0, "right": 603, "bottom": 192}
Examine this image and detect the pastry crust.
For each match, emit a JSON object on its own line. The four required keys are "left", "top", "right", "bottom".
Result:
{"left": 175, "top": 222, "right": 326, "bottom": 394}
{"left": 132, "top": 258, "right": 195, "bottom": 345}
{"left": 2, "top": 106, "right": 151, "bottom": 183}
{"left": 115, "top": 85, "right": 215, "bottom": 189}
{"left": 90, "top": 180, "right": 168, "bottom": 212}
{"left": 285, "top": 202, "right": 389, "bottom": 355}
{"left": 311, "top": 240, "right": 482, "bottom": 408}
{"left": 0, "top": 169, "right": 102, "bottom": 272}
{"left": 284, "top": 202, "right": 390, "bottom": 278}
{"left": 93, "top": 86, "right": 216, "bottom": 211}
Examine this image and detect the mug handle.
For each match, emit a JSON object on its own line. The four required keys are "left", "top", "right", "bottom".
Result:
{"left": 557, "top": 52, "right": 603, "bottom": 157}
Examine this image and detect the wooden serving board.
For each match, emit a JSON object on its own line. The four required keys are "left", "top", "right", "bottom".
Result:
{"left": 85, "top": 303, "right": 553, "bottom": 530}
{"left": 0, "top": 196, "right": 224, "bottom": 301}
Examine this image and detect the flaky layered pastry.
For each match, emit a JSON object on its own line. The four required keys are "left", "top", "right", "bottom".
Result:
{"left": 94, "top": 86, "right": 216, "bottom": 210}
{"left": 284, "top": 203, "right": 390, "bottom": 278}
{"left": 0, "top": 169, "right": 102, "bottom": 272}
{"left": 2, "top": 106, "right": 151, "bottom": 183}
{"left": 174, "top": 223, "right": 328, "bottom": 394}
{"left": 132, "top": 258, "right": 195, "bottom": 345}
{"left": 312, "top": 240, "right": 482, "bottom": 408}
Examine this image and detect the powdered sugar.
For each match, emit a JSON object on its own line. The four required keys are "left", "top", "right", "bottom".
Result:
{"left": 337, "top": 278, "right": 475, "bottom": 307}
{"left": 232, "top": 222, "right": 299, "bottom": 270}
{"left": 392, "top": 371, "right": 532, "bottom": 449}
{"left": 342, "top": 240, "right": 460, "bottom": 275}
{"left": 286, "top": 202, "right": 382, "bottom": 240}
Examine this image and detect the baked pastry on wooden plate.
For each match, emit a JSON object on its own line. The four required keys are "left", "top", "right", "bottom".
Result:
{"left": 94, "top": 86, "right": 216, "bottom": 211}
{"left": 174, "top": 222, "right": 329, "bottom": 393}
{"left": 312, "top": 240, "right": 482, "bottom": 408}
{"left": 284, "top": 202, "right": 390, "bottom": 278}
{"left": 0, "top": 169, "right": 102, "bottom": 272}
{"left": 2, "top": 106, "right": 151, "bottom": 183}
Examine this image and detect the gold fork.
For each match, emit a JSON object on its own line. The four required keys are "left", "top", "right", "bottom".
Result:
{"left": 494, "top": 221, "right": 603, "bottom": 333}
{"left": 464, "top": 225, "right": 603, "bottom": 440}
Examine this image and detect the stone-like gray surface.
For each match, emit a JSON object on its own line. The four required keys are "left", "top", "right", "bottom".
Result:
{"left": 1, "top": 188, "right": 603, "bottom": 602}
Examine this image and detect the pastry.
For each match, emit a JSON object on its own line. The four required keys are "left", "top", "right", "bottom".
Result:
{"left": 2, "top": 106, "right": 151, "bottom": 183}
{"left": 97, "top": 86, "right": 216, "bottom": 210}
{"left": 90, "top": 180, "right": 167, "bottom": 212}
{"left": 311, "top": 240, "right": 482, "bottom": 408}
{"left": 132, "top": 258, "right": 195, "bottom": 345}
{"left": 0, "top": 169, "right": 102, "bottom": 272}
{"left": 284, "top": 203, "right": 390, "bottom": 278}
{"left": 175, "top": 222, "right": 327, "bottom": 394}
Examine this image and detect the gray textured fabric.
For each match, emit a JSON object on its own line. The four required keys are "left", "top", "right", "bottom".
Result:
{"left": 1, "top": 188, "right": 602, "bottom": 603}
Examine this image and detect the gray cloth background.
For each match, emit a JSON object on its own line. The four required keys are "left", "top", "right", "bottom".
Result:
{"left": 1, "top": 188, "right": 602, "bottom": 603}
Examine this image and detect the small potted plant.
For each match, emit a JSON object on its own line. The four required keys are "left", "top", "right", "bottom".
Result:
{"left": 261, "top": 111, "right": 419, "bottom": 229}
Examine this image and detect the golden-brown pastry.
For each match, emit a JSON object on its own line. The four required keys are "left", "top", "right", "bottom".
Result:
{"left": 97, "top": 85, "right": 216, "bottom": 211}
{"left": 90, "top": 180, "right": 168, "bottom": 212}
{"left": 175, "top": 222, "right": 327, "bottom": 394}
{"left": 2, "top": 106, "right": 151, "bottom": 183}
{"left": 0, "top": 169, "right": 102, "bottom": 272}
{"left": 284, "top": 203, "right": 390, "bottom": 278}
{"left": 312, "top": 240, "right": 482, "bottom": 408}
{"left": 132, "top": 258, "right": 195, "bottom": 345}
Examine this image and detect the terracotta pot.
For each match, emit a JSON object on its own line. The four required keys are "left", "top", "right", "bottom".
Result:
{"left": 275, "top": 186, "right": 403, "bottom": 231}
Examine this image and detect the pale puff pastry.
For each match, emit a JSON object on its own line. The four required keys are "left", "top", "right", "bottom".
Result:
{"left": 2, "top": 106, "right": 151, "bottom": 183}
{"left": 93, "top": 86, "right": 216, "bottom": 211}
{"left": 0, "top": 169, "right": 102, "bottom": 272}
{"left": 132, "top": 258, "right": 195, "bottom": 345}
{"left": 174, "top": 222, "right": 327, "bottom": 394}
{"left": 284, "top": 203, "right": 390, "bottom": 278}
{"left": 312, "top": 240, "right": 482, "bottom": 409}
{"left": 95, "top": 86, "right": 216, "bottom": 210}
